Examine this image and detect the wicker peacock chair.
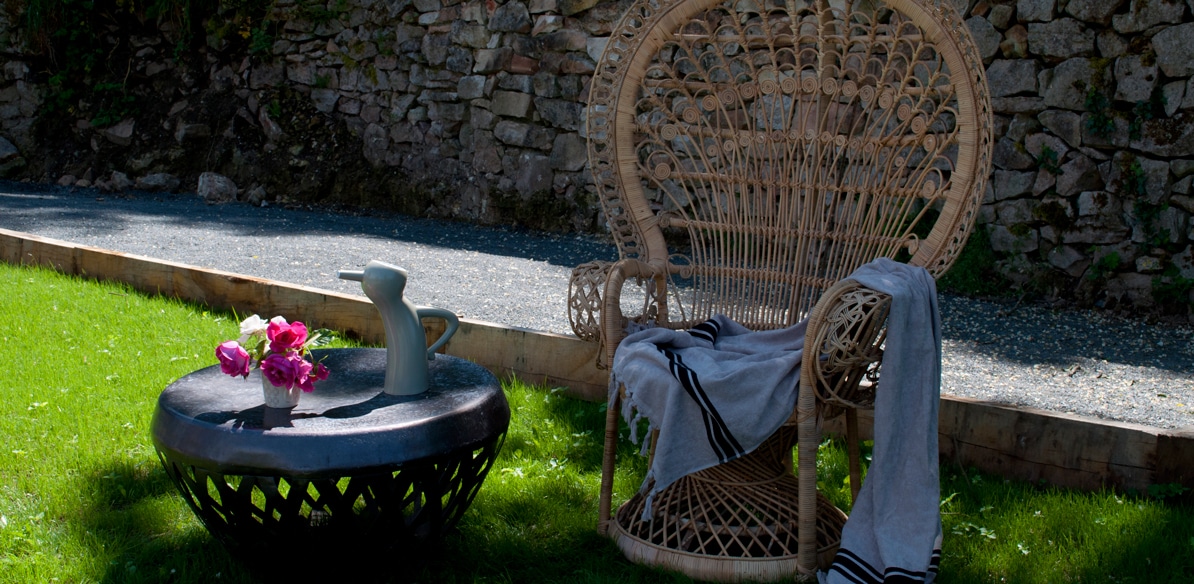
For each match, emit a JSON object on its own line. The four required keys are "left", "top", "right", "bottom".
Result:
{"left": 567, "top": 0, "right": 993, "bottom": 580}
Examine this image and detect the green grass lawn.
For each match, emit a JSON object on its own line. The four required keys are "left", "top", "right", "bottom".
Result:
{"left": 1, "top": 261, "right": 1192, "bottom": 583}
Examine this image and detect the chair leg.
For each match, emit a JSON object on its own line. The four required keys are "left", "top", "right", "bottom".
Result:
{"left": 796, "top": 395, "right": 819, "bottom": 577}
{"left": 846, "top": 408, "right": 862, "bottom": 503}
{"left": 597, "top": 386, "right": 622, "bottom": 535}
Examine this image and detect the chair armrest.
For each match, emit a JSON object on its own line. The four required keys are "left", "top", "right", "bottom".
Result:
{"left": 592, "top": 257, "right": 667, "bottom": 531}
{"left": 568, "top": 258, "right": 669, "bottom": 367}
{"left": 801, "top": 279, "right": 892, "bottom": 412}
{"left": 601, "top": 258, "right": 668, "bottom": 366}
{"left": 568, "top": 261, "right": 615, "bottom": 342}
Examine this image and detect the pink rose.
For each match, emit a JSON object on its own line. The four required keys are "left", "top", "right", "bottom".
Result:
{"left": 216, "top": 341, "right": 252, "bottom": 378}
{"left": 261, "top": 352, "right": 299, "bottom": 389}
{"left": 260, "top": 352, "right": 319, "bottom": 391}
{"left": 267, "top": 319, "right": 309, "bottom": 353}
{"left": 294, "top": 359, "right": 320, "bottom": 393}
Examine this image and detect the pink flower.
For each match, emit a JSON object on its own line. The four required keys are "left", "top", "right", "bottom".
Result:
{"left": 312, "top": 362, "right": 329, "bottom": 382}
{"left": 294, "top": 360, "right": 321, "bottom": 393}
{"left": 216, "top": 341, "right": 252, "bottom": 378}
{"left": 260, "top": 352, "right": 319, "bottom": 391}
{"left": 267, "top": 319, "right": 309, "bottom": 353}
{"left": 218, "top": 316, "right": 329, "bottom": 393}
{"left": 260, "top": 352, "right": 300, "bottom": 389}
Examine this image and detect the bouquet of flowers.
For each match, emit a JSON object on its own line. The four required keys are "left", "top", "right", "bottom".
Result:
{"left": 216, "top": 315, "right": 333, "bottom": 392}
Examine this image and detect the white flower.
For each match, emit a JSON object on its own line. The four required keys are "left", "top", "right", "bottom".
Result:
{"left": 237, "top": 314, "right": 269, "bottom": 343}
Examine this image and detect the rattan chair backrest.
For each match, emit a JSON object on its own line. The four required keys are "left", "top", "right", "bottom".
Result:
{"left": 587, "top": 0, "right": 993, "bottom": 329}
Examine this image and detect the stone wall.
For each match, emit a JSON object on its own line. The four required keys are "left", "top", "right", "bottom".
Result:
{"left": 0, "top": 0, "right": 629, "bottom": 232}
{"left": 242, "top": 0, "right": 627, "bottom": 231}
{"left": 972, "top": 0, "right": 1194, "bottom": 311}
{"left": 0, "top": 6, "right": 36, "bottom": 174}
{"left": 1, "top": 0, "right": 1193, "bottom": 312}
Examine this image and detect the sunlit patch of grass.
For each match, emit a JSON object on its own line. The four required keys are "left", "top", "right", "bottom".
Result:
{"left": 0, "top": 263, "right": 361, "bottom": 583}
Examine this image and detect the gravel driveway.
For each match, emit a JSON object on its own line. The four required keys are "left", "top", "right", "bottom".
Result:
{"left": 2, "top": 180, "right": 1191, "bottom": 430}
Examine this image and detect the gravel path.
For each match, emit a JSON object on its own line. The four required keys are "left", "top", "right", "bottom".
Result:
{"left": 2, "top": 180, "right": 1192, "bottom": 430}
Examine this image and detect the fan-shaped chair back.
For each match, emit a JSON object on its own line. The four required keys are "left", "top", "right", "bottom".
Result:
{"left": 586, "top": 0, "right": 993, "bottom": 330}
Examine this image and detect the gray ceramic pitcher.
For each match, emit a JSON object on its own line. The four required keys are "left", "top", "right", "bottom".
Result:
{"left": 338, "top": 260, "right": 460, "bottom": 396}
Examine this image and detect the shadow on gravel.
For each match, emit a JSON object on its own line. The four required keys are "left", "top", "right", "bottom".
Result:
{"left": 939, "top": 293, "right": 1194, "bottom": 375}
{"left": 0, "top": 181, "right": 618, "bottom": 270}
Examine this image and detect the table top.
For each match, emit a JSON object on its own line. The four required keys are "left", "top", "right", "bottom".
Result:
{"left": 151, "top": 348, "right": 509, "bottom": 477}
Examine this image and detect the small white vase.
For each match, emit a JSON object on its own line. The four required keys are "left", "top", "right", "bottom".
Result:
{"left": 261, "top": 374, "right": 301, "bottom": 408}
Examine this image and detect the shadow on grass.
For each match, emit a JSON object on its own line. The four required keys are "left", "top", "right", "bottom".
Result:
{"left": 78, "top": 459, "right": 256, "bottom": 584}
{"left": 400, "top": 383, "right": 682, "bottom": 583}
{"left": 421, "top": 478, "right": 693, "bottom": 584}
{"left": 539, "top": 389, "right": 609, "bottom": 473}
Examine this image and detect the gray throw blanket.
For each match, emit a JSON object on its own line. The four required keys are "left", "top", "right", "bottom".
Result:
{"left": 611, "top": 258, "right": 941, "bottom": 583}
{"left": 824, "top": 259, "right": 942, "bottom": 584}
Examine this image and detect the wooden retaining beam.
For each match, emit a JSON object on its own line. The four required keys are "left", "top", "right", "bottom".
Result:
{"left": 2, "top": 227, "right": 1190, "bottom": 494}
{"left": 829, "top": 402, "right": 1194, "bottom": 494}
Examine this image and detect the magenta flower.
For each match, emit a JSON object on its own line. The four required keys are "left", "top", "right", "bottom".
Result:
{"left": 297, "top": 362, "right": 330, "bottom": 393}
{"left": 216, "top": 341, "right": 252, "bottom": 378}
{"left": 267, "top": 319, "right": 309, "bottom": 353}
{"left": 293, "top": 358, "right": 320, "bottom": 393}
{"left": 312, "top": 362, "right": 329, "bottom": 382}
{"left": 260, "top": 352, "right": 299, "bottom": 389}
{"left": 260, "top": 351, "right": 321, "bottom": 392}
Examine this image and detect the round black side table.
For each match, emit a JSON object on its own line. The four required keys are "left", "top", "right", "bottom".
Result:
{"left": 151, "top": 348, "right": 509, "bottom": 580}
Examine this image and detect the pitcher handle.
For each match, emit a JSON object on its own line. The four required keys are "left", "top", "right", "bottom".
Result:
{"left": 417, "top": 307, "right": 460, "bottom": 360}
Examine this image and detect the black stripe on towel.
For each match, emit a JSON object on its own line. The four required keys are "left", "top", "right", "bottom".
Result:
{"left": 828, "top": 548, "right": 882, "bottom": 584}
{"left": 659, "top": 347, "right": 744, "bottom": 462}
{"left": 687, "top": 319, "right": 721, "bottom": 344}
{"left": 830, "top": 548, "right": 931, "bottom": 583}
{"left": 882, "top": 567, "right": 927, "bottom": 583}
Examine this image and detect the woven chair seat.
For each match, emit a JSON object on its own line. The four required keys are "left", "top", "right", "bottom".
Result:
{"left": 609, "top": 425, "right": 847, "bottom": 582}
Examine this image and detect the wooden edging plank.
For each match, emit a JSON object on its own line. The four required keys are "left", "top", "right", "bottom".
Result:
{"left": 828, "top": 397, "right": 1191, "bottom": 492}
{"left": 2, "top": 227, "right": 1190, "bottom": 492}
{"left": 938, "top": 396, "right": 1160, "bottom": 492}
{"left": 1, "top": 227, "right": 388, "bottom": 341}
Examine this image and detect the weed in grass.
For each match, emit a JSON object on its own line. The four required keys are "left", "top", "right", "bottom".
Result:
{"left": 1148, "top": 483, "right": 1191, "bottom": 501}
{"left": 2, "top": 263, "right": 1193, "bottom": 583}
